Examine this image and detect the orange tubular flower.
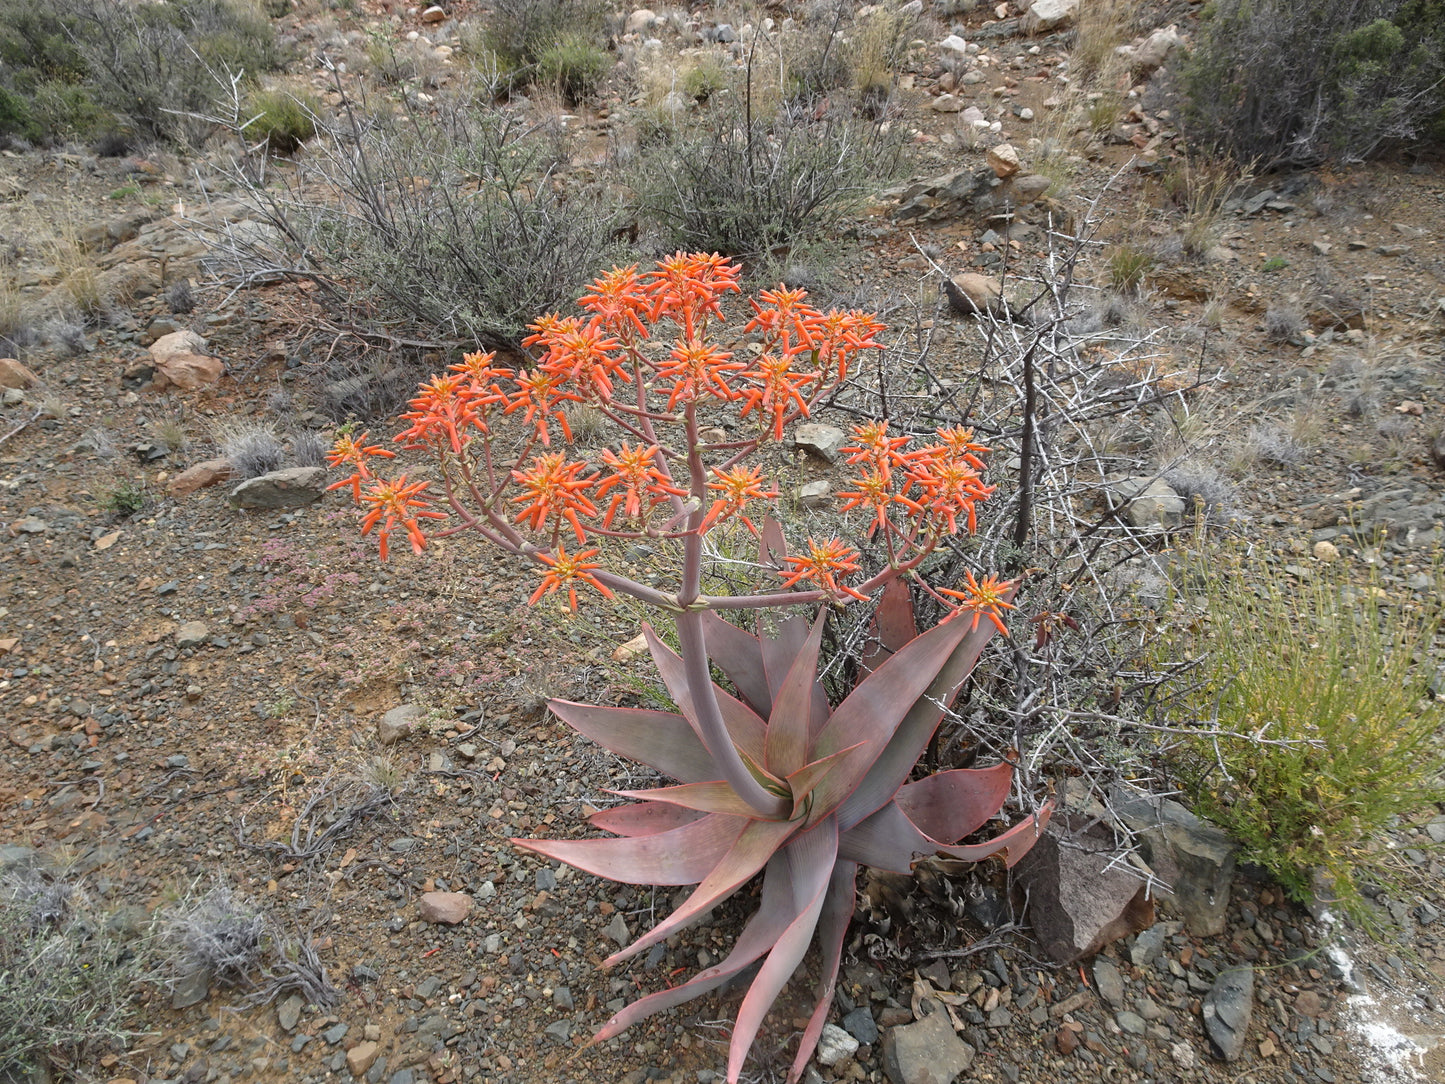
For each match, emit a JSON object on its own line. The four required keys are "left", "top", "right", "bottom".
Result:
{"left": 533, "top": 316, "right": 630, "bottom": 404}
{"left": 326, "top": 431, "right": 395, "bottom": 501}
{"left": 511, "top": 452, "right": 600, "bottom": 543}
{"left": 594, "top": 443, "right": 686, "bottom": 527}
{"left": 933, "top": 426, "right": 991, "bottom": 471}
{"left": 842, "top": 420, "right": 914, "bottom": 481}
{"left": 578, "top": 265, "right": 651, "bottom": 339}
{"left": 744, "top": 286, "right": 823, "bottom": 357}
{"left": 397, "top": 373, "right": 482, "bottom": 454}
{"left": 701, "top": 465, "right": 778, "bottom": 534}
{"left": 645, "top": 252, "right": 742, "bottom": 336}
{"left": 738, "top": 352, "right": 816, "bottom": 440}
{"left": 908, "top": 448, "right": 995, "bottom": 535}
{"left": 359, "top": 474, "right": 447, "bottom": 560}
{"left": 939, "top": 570, "right": 1017, "bottom": 635}
{"left": 504, "top": 369, "right": 580, "bottom": 446}
{"left": 448, "top": 350, "right": 515, "bottom": 420}
{"left": 777, "top": 537, "right": 868, "bottom": 601}
{"left": 837, "top": 467, "right": 923, "bottom": 536}
{"left": 656, "top": 338, "right": 747, "bottom": 409}
{"left": 529, "top": 543, "right": 615, "bottom": 613}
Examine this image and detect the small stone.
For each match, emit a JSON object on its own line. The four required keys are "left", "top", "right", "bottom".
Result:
{"left": 792, "top": 423, "right": 847, "bottom": 462}
{"left": 986, "top": 143, "right": 1021, "bottom": 179}
{"left": 1117, "top": 1011, "right": 1147, "bottom": 1035}
{"left": 347, "top": 1041, "right": 380, "bottom": 1076}
{"left": 175, "top": 621, "right": 210, "bottom": 649}
{"left": 625, "top": 8, "right": 656, "bottom": 34}
{"left": 147, "top": 330, "right": 223, "bottom": 391}
{"left": 883, "top": 1011, "right": 974, "bottom": 1084}
{"left": 1202, "top": 966, "right": 1254, "bottom": 1061}
{"left": 1312, "top": 540, "right": 1339, "bottom": 562}
{"left": 605, "top": 911, "right": 630, "bottom": 947}
{"left": 817, "top": 1023, "right": 859, "bottom": 1066}
{"left": 13, "top": 516, "right": 47, "bottom": 534}
{"left": 418, "top": 891, "right": 472, "bottom": 924}
{"left": 420, "top": 5, "right": 446, "bottom": 23}
{"left": 944, "top": 273, "right": 1005, "bottom": 317}
{"left": 544, "top": 1020, "right": 573, "bottom": 1043}
{"left": 168, "top": 458, "right": 236, "bottom": 497}
{"left": 843, "top": 1006, "right": 879, "bottom": 1045}
{"left": 277, "top": 994, "right": 303, "bottom": 1032}
{"left": 798, "top": 480, "right": 832, "bottom": 508}
{"left": 323, "top": 1022, "right": 349, "bottom": 1045}
{"left": 938, "top": 34, "right": 968, "bottom": 54}
{"left": 171, "top": 967, "right": 210, "bottom": 1009}
{"left": 1093, "top": 958, "right": 1125, "bottom": 1009}
{"left": 932, "top": 93, "right": 964, "bottom": 113}
{"left": 379, "top": 703, "right": 424, "bottom": 745}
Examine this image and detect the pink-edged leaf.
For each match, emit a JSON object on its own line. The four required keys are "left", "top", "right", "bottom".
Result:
{"left": 588, "top": 801, "right": 703, "bottom": 837}
{"left": 549, "top": 700, "right": 716, "bottom": 784}
{"left": 836, "top": 588, "right": 1017, "bottom": 830}
{"left": 604, "top": 816, "right": 798, "bottom": 966}
{"left": 857, "top": 576, "right": 917, "bottom": 677}
{"left": 838, "top": 796, "right": 1052, "bottom": 873}
{"left": 587, "top": 851, "right": 801, "bottom": 1046}
{"left": 759, "top": 614, "right": 809, "bottom": 702}
{"left": 726, "top": 814, "right": 840, "bottom": 1084}
{"left": 700, "top": 611, "right": 771, "bottom": 717}
{"left": 758, "top": 514, "right": 788, "bottom": 567}
{"left": 514, "top": 812, "right": 746, "bottom": 885}
{"left": 894, "top": 765, "right": 1014, "bottom": 844}
{"left": 786, "top": 742, "right": 869, "bottom": 822}
{"left": 612, "top": 781, "right": 782, "bottom": 820}
{"left": 644, "top": 624, "right": 766, "bottom": 761}
{"left": 765, "top": 614, "right": 826, "bottom": 777}
{"left": 787, "top": 859, "right": 858, "bottom": 1084}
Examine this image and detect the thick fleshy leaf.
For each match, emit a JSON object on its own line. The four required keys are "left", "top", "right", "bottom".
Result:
{"left": 836, "top": 590, "right": 1017, "bottom": 830}
{"left": 605, "top": 816, "right": 799, "bottom": 966}
{"left": 700, "top": 612, "right": 771, "bottom": 716}
{"left": 726, "top": 815, "right": 839, "bottom": 1083}
{"left": 644, "top": 625, "right": 766, "bottom": 761}
{"left": 588, "top": 801, "right": 702, "bottom": 837}
{"left": 549, "top": 700, "right": 715, "bottom": 784}
{"left": 612, "top": 780, "right": 782, "bottom": 820}
{"left": 514, "top": 812, "right": 745, "bottom": 885}
{"left": 788, "top": 859, "right": 859, "bottom": 1084}
{"left": 759, "top": 614, "right": 810, "bottom": 703}
{"left": 587, "top": 852, "right": 801, "bottom": 1046}
{"left": 805, "top": 617, "right": 976, "bottom": 824}
{"left": 765, "top": 614, "right": 826, "bottom": 777}
{"left": 857, "top": 576, "right": 917, "bottom": 677}
{"left": 838, "top": 796, "right": 1050, "bottom": 873}
{"left": 785, "top": 743, "right": 869, "bottom": 822}
{"left": 894, "top": 765, "right": 1014, "bottom": 844}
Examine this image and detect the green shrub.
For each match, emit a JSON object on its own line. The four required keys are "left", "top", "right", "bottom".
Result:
{"left": 1164, "top": 547, "right": 1445, "bottom": 919}
{"left": 1107, "top": 242, "right": 1153, "bottom": 292}
{"left": 244, "top": 88, "right": 317, "bottom": 154}
{"left": 629, "top": 97, "right": 910, "bottom": 258}
{"left": 471, "top": 0, "right": 609, "bottom": 96}
{"left": 1180, "top": 0, "right": 1445, "bottom": 166}
{"left": 534, "top": 31, "right": 611, "bottom": 104}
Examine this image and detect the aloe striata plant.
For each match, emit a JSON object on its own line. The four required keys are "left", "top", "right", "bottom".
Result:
{"left": 329, "top": 253, "right": 1051, "bottom": 1081}
{"left": 517, "top": 587, "right": 1049, "bottom": 1082}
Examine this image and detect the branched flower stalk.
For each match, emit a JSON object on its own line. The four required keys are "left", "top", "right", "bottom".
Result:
{"left": 329, "top": 253, "right": 1049, "bottom": 1081}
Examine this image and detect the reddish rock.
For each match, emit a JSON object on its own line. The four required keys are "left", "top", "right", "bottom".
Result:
{"left": 418, "top": 891, "right": 472, "bottom": 925}
{"left": 0, "top": 358, "right": 40, "bottom": 389}
{"left": 148, "top": 330, "right": 223, "bottom": 391}
{"left": 346, "top": 1041, "right": 380, "bottom": 1076}
{"left": 168, "top": 458, "right": 236, "bottom": 497}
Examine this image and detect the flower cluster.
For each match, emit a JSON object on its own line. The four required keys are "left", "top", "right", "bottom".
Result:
{"left": 327, "top": 253, "right": 1006, "bottom": 627}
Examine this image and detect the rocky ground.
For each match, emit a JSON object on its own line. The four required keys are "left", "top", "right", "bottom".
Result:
{"left": 3, "top": 2, "right": 1445, "bottom": 1083}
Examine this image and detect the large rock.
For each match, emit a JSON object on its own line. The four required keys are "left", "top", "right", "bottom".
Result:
{"left": 168, "top": 457, "right": 236, "bottom": 497}
{"left": 1116, "top": 25, "right": 1183, "bottom": 74}
{"left": 0, "top": 358, "right": 40, "bottom": 389}
{"left": 943, "top": 273, "right": 1006, "bottom": 318}
{"left": 1014, "top": 820, "right": 1155, "bottom": 963}
{"left": 1202, "top": 965, "right": 1254, "bottom": 1061}
{"left": 379, "top": 703, "right": 425, "bottom": 745}
{"left": 1103, "top": 475, "right": 1186, "bottom": 532}
{"left": 148, "top": 330, "right": 223, "bottom": 391}
{"left": 882, "top": 1010, "right": 975, "bottom": 1084}
{"left": 1111, "top": 790, "right": 1237, "bottom": 936}
{"left": 1022, "top": 0, "right": 1079, "bottom": 33}
{"left": 792, "top": 423, "right": 847, "bottom": 462}
{"left": 228, "top": 467, "right": 327, "bottom": 509}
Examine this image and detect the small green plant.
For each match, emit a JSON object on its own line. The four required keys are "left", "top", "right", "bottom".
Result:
{"left": 243, "top": 88, "right": 317, "bottom": 154}
{"left": 534, "top": 31, "right": 610, "bottom": 104}
{"left": 101, "top": 477, "right": 147, "bottom": 516}
{"left": 1, "top": 870, "right": 142, "bottom": 1079}
{"left": 1165, "top": 547, "right": 1445, "bottom": 920}
{"left": 680, "top": 52, "right": 730, "bottom": 102}
{"left": 1261, "top": 255, "right": 1289, "bottom": 272}
{"left": 1107, "top": 242, "right": 1153, "bottom": 292}
{"left": 264, "top": 691, "right": 297, "bottom": 718}
{"left": 107, "top": 184, "right": 140, "bottom": 200}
